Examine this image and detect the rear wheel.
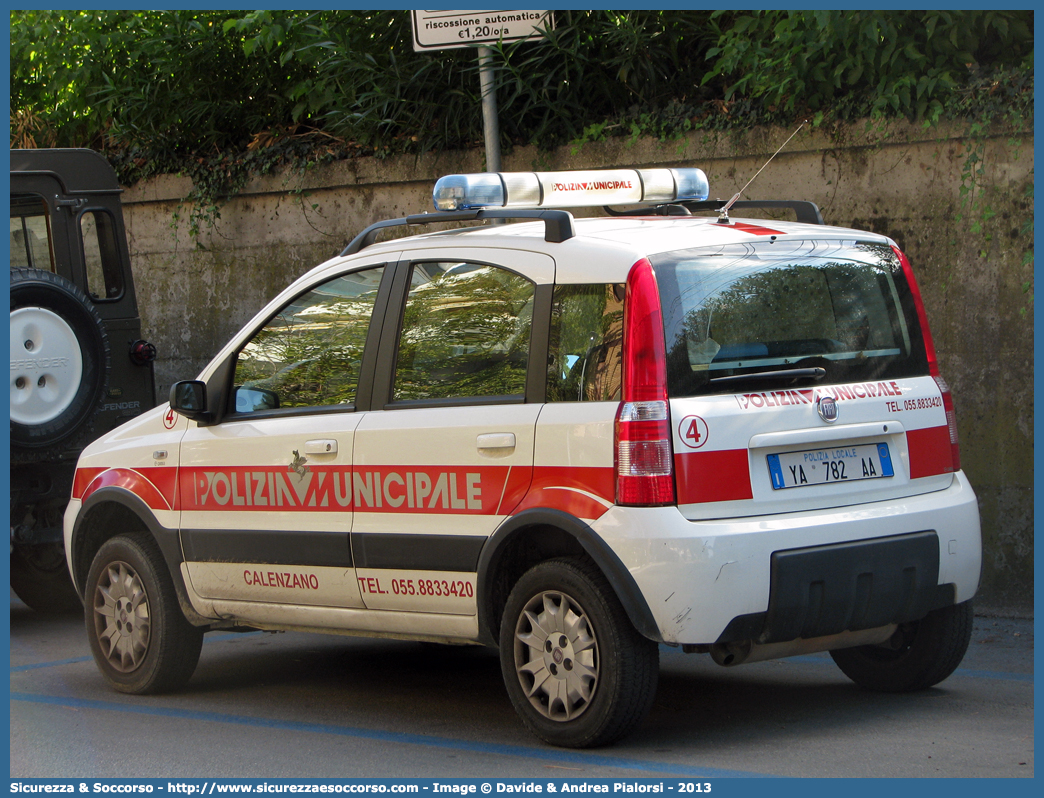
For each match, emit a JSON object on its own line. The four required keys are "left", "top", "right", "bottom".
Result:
{"left": 830, "top": 600, "right": 974, "bottom": 692}
{"left": 499, "top": 557, "right": 658, "bottom": 748}
{"left": 85, "top": 534, "right": 203, "bottom": 694}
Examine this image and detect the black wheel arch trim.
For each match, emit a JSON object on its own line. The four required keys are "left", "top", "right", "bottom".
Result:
{"left": 72, "top": 486, "right": 211, "bottom": 626}
{"left": 476, "top": 507, "right": 663, "bottom": 647}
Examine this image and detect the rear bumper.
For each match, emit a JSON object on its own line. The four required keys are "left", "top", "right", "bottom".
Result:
{"left": 593, "top": 471, "right": 981, "bottom": 645}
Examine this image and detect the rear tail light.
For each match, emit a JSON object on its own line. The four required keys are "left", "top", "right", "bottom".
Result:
{"left": 933, "top": 375, "right": 961, "bottom": 472}
{"left": 892, "top": 246, "right": 939, "bottom": 371}
{"left": 129, "top": 339, "right": 157, "bottom": 366}
{"left": 893, "top": 245, "right": 961, "bottom": 472}
{"left": 616, "top": 258, "right": 676, "bottom": 506}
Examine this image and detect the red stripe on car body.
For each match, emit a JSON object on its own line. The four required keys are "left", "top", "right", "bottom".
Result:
{"left": 78, "top": 467, "right": 174, "bottom": 511}
{"left": 675, "top": 449, "right": 754, "bottom": 503}
{"left": 73, "top": 467, "right": 109, "bottom": 499}
{"left": 731, "top": 222, "right": 783, "bottom": 236}
{"left": 906, "top": 425, "right": 955, "bottom": 478}
{"left": 511, "top": 466, "right": 616, "bottom": 520}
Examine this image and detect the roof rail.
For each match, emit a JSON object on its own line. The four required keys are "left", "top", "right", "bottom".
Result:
{"left": 603, "top": 199, "right": 824, "bottom": 225}
{"left": 603, "top": 204, "right": 693, "bottom": 217}
{"left": 686, "top": 199, "right": 824, "bottom": 225}
{"left": 341, "top": 208, "right": 576, "bottom": 256}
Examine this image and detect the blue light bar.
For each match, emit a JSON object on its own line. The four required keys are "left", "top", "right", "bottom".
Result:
{"left": 433, "top": 168, "right": 709, "bottom": 211}
{"left": 432, "top": 173, "right": 504, "bottom": 211}
{"left": 671, "top": 168, "right": 710, "bottom": 202}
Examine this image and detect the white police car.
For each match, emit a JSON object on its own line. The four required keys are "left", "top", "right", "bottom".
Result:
{"left": 65, "top": 167, "right": 981, "bottom": 748}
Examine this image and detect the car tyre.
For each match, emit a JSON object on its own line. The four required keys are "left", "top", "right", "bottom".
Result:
{"left": 10, "top": 268, "right": 110, "bottom": 460}
{"left": 85, "top": 534, "right": 204, "bottom": 694}
{"left": 10, "top": 543, "right": 83, "bottom": 614}
{"left": 499, "top": 557, "right": 658, "bottom": 748}
{"left": 830, "top": 600, "right": 974, "bottom": 692}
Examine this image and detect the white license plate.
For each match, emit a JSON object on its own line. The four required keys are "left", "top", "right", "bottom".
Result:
{"left": 767, "top": 443, "right": 894, "bottom": 490}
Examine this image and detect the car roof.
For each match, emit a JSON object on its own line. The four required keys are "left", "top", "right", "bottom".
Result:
{"left": 325, "top": 213, "right": 897, "bottom": 284}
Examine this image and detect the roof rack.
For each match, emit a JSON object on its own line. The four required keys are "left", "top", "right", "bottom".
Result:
{"left": 603, "top": 199, "right": 824, "bottom": 225}
{"left": 341, "top": 208, "right": 576, "bottom": 256}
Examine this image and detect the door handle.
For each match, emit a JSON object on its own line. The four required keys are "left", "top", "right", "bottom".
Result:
{"left": 304, "top": 439, "right": 338, "bottom": 455}
{"left": 477, "top": 433, "right": 515, "bottom": 450}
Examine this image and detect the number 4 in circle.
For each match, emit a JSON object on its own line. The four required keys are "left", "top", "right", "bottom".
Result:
{"left": 679, "top": 415, "right": 709, "bottom": 449}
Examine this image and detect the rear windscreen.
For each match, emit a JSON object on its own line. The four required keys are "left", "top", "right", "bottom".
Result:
{"left": 650, "top": 239, "right": 930, "bottom": 397}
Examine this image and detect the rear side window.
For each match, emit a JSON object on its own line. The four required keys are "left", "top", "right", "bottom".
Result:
{"left": 546, "top": 284, "right": 624, "bottom": 402}
{"left": 650, "top": 240, "right": 930, "bottom": 397}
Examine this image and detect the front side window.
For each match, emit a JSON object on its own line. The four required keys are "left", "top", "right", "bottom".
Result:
{"left": 650, "top": 240, "right": 929, "bottom": 397}
{"left": 393, "top": 261, "right": 534, "bottom": 401}
{"left": 233, "top": 266, "right": 385, "bottom": 412}
{"left": 546, "top": 284, "right": 624, "bottom": 402}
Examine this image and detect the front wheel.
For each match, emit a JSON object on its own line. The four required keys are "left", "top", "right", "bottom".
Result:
{"left": 830, "top": 600, "right": 974, "bottom": 692}
{"left": 85, "top": 534, "right": 204, "bottom": 694}
{"left": 499, "top": 557, "right": 658, "bottom": 748}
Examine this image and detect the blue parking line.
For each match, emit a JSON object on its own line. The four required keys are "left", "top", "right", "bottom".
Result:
{"left": 10, "top": 691, "right": 768, "bottom": 778}
{"left": 10, "top": 656, "right": 91, "bottom": 672}
{"left": 9, "top": 631, "right": 263, "bottom": 673}
{"left": 953, "top": 667, "right": 1034, "bottom": 683}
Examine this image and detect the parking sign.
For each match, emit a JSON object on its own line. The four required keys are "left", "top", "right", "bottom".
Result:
{"left": 411, "top": 9, "right": 553, "bottom": 51}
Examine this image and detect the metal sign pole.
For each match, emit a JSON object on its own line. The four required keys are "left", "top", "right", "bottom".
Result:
{"left": 477, "top": 46, "right": 501, "bottom": 174}
{"left": 410, "top": 11, "right": 553, "bottom": 181}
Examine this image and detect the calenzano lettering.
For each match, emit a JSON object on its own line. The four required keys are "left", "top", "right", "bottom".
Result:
{"left": 736, "top": 381, "right": 904, "bottom": 410}
{"left": 244, "top": 570, "right": 319, "bottom": 590}
{"left": 185, "top": 466, "right": 489, "bottom": 512}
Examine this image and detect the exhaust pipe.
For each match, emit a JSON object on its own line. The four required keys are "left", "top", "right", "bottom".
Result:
{"left": 709, "top": 624, "right": 897, "bottom": 667}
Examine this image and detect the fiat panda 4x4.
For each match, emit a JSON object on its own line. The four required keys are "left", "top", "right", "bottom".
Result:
{"left": 64, "top": 167, "right": 981, "bottom": 748}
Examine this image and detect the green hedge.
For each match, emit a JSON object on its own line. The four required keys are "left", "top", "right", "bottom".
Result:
{"left": 10, "top": 10, "right": 1032, "bottom": 184}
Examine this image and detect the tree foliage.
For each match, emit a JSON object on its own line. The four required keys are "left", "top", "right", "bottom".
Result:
{"left": 10, "top": 9, "right": 1033, "bottom": 183}
{"left": 703, "top": 10, "right": 1033, "bottom": 122}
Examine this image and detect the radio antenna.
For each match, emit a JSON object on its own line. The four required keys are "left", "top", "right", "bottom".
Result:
{"left": 718, "top": 120, "right": 807, "bottom": 223}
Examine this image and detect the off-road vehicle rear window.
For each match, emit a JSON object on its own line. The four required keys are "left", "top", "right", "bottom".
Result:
{"left": 651, "top": 239, "right": 931, "bottom": 397}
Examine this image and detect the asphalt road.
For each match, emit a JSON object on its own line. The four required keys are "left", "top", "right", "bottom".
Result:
{"left": 9, "top": 591, "right": 1034, "bottom": 779}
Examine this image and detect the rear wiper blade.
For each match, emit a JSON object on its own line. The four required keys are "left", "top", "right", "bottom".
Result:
{"left": 708, "top": 367, "right": 826, "bottom": 385}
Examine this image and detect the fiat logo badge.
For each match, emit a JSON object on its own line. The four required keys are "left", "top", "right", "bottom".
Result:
{"left": 817, "top": 395, "right": 839, "bottom": 423}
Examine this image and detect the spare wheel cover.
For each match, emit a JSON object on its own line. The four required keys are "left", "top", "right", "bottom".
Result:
{"left": 10, "top": 306, "right": 85, "bottom": 425}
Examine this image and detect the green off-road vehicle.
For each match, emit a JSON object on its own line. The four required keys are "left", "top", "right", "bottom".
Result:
{"left": 10, "top": 148, "right": 157, "bottom": 611}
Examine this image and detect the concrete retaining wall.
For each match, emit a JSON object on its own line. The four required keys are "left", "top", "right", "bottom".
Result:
{"left": 120, "top": 119, "right": 1033, "bottom": 609}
